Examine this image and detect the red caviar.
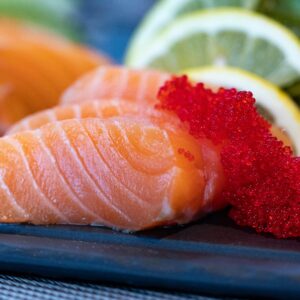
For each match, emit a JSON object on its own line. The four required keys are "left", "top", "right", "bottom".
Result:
{"left": 178, "top": 148, "right": 195, "bottom": 161}
{"left": 157, "top": 76, "right": 300, "bottom": 238}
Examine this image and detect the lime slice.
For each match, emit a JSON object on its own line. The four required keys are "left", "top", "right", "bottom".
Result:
{"left": 0, "top": 0, "right": 78, "bottom": 39}
{"left": 126, "top": 0, "right": 259, "bottom": 64}
{"left": 128, "top": 9, "right": 300, "bottom": 87}
{"left": 185, "top": 66, "right": 300, "bottom": 154}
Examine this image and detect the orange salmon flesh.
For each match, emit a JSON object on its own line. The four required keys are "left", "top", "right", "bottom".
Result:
{"left": 0, "top": 19, "right": 110, "bottom": 133}
{"left": 2, "top": 113, "right": 224, "bottom": 230}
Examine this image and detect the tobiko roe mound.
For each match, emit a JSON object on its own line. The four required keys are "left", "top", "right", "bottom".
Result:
{"left": 156, "top": 76, "right": 300, "bottom": 238}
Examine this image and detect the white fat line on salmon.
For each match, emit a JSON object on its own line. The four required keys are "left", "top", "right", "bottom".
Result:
{"left": 108, "top": 99, "right": 126, "bottom": 115}
{"left": 111, "top": 120, "right": 174, "bottom": 174}
{"left": 157, "top": 195, "right": 174, "bottom": 221}
{"left": 108, "top": 121, "right": 175, "bottom": 212}
{"left": 79, "top": 120, "right": 150, "bottom": 209}
{"left": 0, "top": 167, "right": 29, "bottom": 219}
{"left": 73, "top": 104, "right": 82, "bottom": 119}
{"left": 34, "top": 129, "right": 105, "bottom": 224}
{"left": 56, "top": 122, "right": 131, "bottom": 223}
{"left": 19, "top": 118, "right": 30, "bottom": 132}
{"left": 136, "top": 71, "right": 150, "bottom": 103}
{"left": 46, "top": 109, "right": 58, "bottom": 123}
{"left": 92, "top": 100, "right": 101, "bottom": 117}
{"left": 103, "top": 122, "right": 161, "bottom": 199}
{"left": 88, "top": 67, "right": 107, "bottom": 100}
{"left": 7, "top": 137, "right": 69, "bottom": 222}
{"left": 113, "top": 68, "right": 129, "bottom": 98}
{"left": 85, "top": 101, "right": 97, "bottom": 116}
{"left": 203, "top": 171, "right": 219, "bottom": 213}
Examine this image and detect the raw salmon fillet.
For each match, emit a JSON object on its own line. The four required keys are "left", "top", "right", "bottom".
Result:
{"left": 7, "top": 100, "right": 141, "bottom": 134}
{"left": 0, "top": 19, "right": 110, "bottom": 133}
{"left": 0, "top": 116, "right": 224, "bottom": 230}
{"left": 61, "top": 66, "right": 170, "bottom": 105}
{"left": 60, "top": 65, "right": 299, "bottom": 152}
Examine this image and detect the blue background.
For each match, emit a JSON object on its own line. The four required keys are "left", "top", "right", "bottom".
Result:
{"left": 79, "top": 0, "right": 154, "bottom": 63}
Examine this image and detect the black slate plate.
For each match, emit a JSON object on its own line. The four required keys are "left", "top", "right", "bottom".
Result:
{"left": 0, "top": 211, "right": 299, "bottom": 299}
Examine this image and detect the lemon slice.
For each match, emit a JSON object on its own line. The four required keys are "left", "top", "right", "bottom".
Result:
{"left": 128, "top": 9, "right": 300, "bottom": 87}
{"left": 185, "top": 66, "right": 300, "bottom": 154}
{"left": 126, "top": 0, "right": 259, "bottom": 64}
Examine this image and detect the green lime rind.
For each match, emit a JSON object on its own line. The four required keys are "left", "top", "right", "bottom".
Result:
{"left": 0, "top": 0, "right": 79, "bottom": 39}
{"left": 258, "top": 0, "right": 300, "bottom": 37}
{"left": 259, "top": 0, "right": 300, "bottom": 18}
{"left": 128, "top": 9, "right": 300, "bottom": 87}
{"left": 126, "top": 0, "right": 260, "bottom": 64}
{"left": 285, "top": 81, "right": 300, "bottom": 106}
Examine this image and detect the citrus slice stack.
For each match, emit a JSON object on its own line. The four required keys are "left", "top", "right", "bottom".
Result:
{"left": 127, "top": 9, "right": 300, "bottom": 88}
{"left": 126, "top": 0, "right": 260, "bottom": 63}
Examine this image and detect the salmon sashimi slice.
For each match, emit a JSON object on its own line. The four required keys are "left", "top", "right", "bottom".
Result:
{"left": 61, "top": 65, "right": 295, "bottom": 150}
{"left": 0, "top": 116, "right": 224, "bottom": 230}
{"left": 60, "top": 66, "right": 170, "bottom": 105}
{"left": 7, "top": 100, "right": 142, "bottom": 135}
{"left": 0, "top": 19, "right": 110, "bottom": 133}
